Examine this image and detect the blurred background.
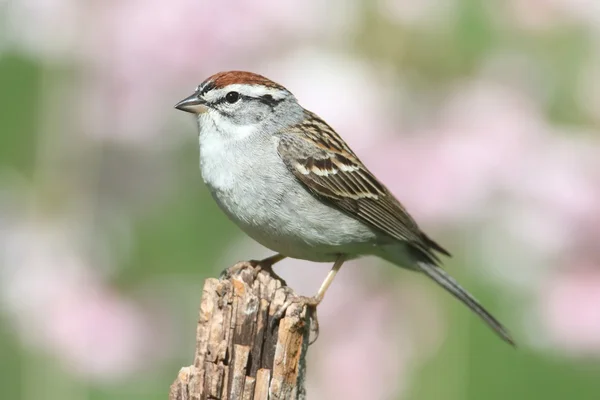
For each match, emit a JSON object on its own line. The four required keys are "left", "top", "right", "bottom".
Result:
{"left": 1, "top": 0, "right": 600, "bottom": 399}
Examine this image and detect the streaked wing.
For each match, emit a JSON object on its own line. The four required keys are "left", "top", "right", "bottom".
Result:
{"left": 276, "top": 112, "right": 517, "bottom": 345}
{"left": 277, "top": 111, "right": 450, "bottom": 262}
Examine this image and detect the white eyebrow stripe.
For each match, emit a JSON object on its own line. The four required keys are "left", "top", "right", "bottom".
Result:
{"left": 202, "top": 84, "right": 288, "bottom": 102}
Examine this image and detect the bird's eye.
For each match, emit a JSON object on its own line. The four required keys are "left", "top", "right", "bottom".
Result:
{"left": 225, "top": 91, "right": 240, "bottom": 103}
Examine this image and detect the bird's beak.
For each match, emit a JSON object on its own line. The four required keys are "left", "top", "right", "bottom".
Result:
{"left": 174, "top": 93, "right": 209, "bottom": 114}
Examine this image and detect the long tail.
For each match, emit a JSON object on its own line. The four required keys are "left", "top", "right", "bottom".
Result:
{"left": 416, "top": 261, "right": 515, "bottom": 346}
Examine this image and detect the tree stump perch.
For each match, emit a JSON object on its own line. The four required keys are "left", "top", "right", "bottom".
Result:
{"left": 169, "top": 261, "right": 312, "bottom": 400}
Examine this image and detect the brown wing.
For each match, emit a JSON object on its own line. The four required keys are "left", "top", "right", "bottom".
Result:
{"left": 277, "top": 114, "right": 518, "bottom": 346}
{"left": 277, "top": 113, "right": 450, "bottom": 262}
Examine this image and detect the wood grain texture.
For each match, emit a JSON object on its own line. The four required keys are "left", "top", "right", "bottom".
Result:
{"left": 169, "top": 262, "right": 311, "bottom": 400}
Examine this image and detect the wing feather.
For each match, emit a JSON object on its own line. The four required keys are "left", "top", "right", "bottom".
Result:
{"left": 276, "top": 112, "right": 516, "bottom": 345}
{"left": 276, "top": 117, "right": 450, "bottom": 263}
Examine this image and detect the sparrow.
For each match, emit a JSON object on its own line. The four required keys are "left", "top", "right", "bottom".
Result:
{"left": 175, "top": 71, "right": 514, "bottom": 345}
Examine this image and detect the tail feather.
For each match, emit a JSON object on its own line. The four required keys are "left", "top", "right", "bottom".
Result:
{"left": 417, "top": 261, "right": 515, "bottom": 346}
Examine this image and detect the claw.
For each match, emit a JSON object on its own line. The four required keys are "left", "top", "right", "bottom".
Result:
{"left": 270, "top": 293, "right": 321, "bottom": 344}
{"left": 220, "top": 262, "right": 252, "bottom": 279}
{"left": 269, "top": 286, "right": 295, "bottom": 331}
{"left": 250, "top": 254, "right": 288, "bottom": 285}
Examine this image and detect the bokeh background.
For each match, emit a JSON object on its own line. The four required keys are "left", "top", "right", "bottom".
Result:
{"left": 1, "top": 0, "right": 600, "bottom": 399}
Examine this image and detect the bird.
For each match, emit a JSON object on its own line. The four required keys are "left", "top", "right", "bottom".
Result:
{"left": 175, "top": 70, "right": 514, "bottom": 345}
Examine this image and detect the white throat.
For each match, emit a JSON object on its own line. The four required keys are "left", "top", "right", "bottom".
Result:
{"left": 206, "top": 110, "right": 258, "bottom": 142}
{"left": 197, "top": 112, "right": 265, "bottom": 192}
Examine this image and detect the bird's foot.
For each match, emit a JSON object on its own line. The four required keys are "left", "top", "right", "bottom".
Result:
{"left": 220, "top": 255, "right": 287, "bottom": 283}
{"left": 271, "top": 290, "right": 321, "bottom": 345}
{"left": 248, "top": 254, "right": 288, "bottom": 286}
{"left": 219, "top": 262, "right": 254, "bottom": 279}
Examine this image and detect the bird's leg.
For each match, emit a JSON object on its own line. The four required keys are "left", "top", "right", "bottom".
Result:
{"left": 257, "top": 253, "right": 287, "bottom": 274}
{"left": 221, "top": 254, "right": 287, "bottom": 280}
{"left": 271, "top": 255, "right": 347, "bottom": 344}
{"left": 259, "top": 253, "right": 287, "bottom": 266}
{"left": 251, "top": 253, "right": 288, "bottom": 284}
{"left": 309, "top": 254, "right": 346, "bottom": 305}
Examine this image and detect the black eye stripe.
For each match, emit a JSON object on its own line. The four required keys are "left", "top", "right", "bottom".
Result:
{"left": 211, "top": 93, "right": 272, "bottom": 104}
{"left": 212, "top": 93, "right": 250, "bottom": 105}
{"left": 258, "top": 94, "right": 284, "bottom": 107}
{"left": 207, "top": 92, "right": 285, "bottom": 110}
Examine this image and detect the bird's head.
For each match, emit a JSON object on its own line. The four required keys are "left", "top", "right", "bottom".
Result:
{"left": 175, "top": 71, "right": 303, "bottom": 139}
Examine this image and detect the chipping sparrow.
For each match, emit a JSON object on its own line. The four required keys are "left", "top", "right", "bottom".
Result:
{"left": 175, "top": 71, "right": 514, "bottom": 345}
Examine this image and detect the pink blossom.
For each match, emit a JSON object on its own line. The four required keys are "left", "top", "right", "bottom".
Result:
{"left": 308, "top": 293, "right": 406, "bottom": 400}
{"left": 504, "top": 0, "right": 600, "bottom": 31}
{"left": 261, "top": 50, "right": 397, "bottom": 151}
{"left": 503, "top": 135, "right": 600, "bottom": 249}
{"left": 6, "top": 0, "right": 358, "bottom": 144}
{"left": 475, "top": 128, "right": 600, "bottom": 293}
{"left": 368, "top": 79, "right": 546, "bottom": 225}
{"left": 538, "top": 263, "right": 600, "bottom": 355}
{"left": 0, "top": 202, "right": 168, "bottom": 381}
{"left": 6, "top": 0, "right": 355, "bottom": 62}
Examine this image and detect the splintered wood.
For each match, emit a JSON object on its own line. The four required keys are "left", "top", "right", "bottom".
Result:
{"left": 168, "top": 262, "right": 311, "bottom": 400}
